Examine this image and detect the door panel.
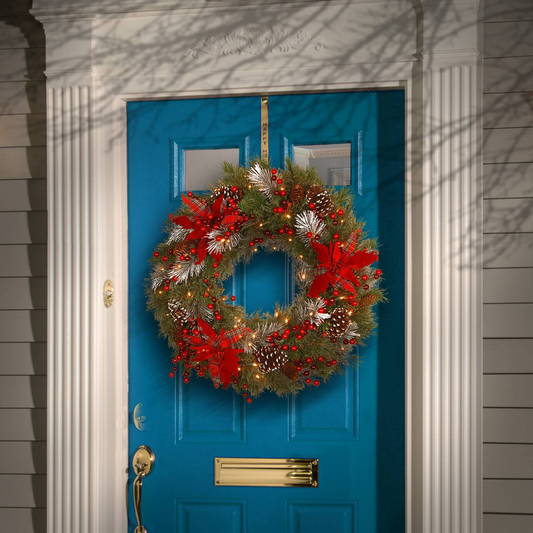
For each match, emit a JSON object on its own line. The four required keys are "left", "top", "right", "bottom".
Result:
{"left": 128, "top": 90, "right": 405, "bottom": 533}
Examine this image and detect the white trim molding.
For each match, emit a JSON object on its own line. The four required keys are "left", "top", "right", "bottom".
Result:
{"left": 33, "top": 1, "right": 483, "bottom": 532}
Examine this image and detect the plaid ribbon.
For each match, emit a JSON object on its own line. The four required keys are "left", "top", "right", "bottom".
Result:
{"left": 182, "top": 194, "right": 207, "bottom": 217}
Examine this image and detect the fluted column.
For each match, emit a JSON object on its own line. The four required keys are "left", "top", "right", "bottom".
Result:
{"left": 418, "top": 2, "right": 483, "bottom": 532}
{"left": 47, "top": 84, "right": 95, "bottom": 533}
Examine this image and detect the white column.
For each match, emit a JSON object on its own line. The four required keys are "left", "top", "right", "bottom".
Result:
{"left": 418, "top": 3, "right": 482, "bottom": 532}
{"left": 42, "top": 17, "right": 99, "bottom": 533}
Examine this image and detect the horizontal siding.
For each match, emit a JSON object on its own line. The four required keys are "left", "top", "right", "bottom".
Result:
{"left": 484, "top": 444, "right": 533, "bottom": 478}
{"left": 0, "top": 179, "right": 47, "bottom": 211}
{"left": 0, "top": 212, "right": 47, "bottom": 244}
{"left": 0, "top": 409, "right": 46, "bottom": 441}
{"left": 484, "top": 304, "right": 533, "bottom": 338}
{"left": 0, "top": 509, "right": 46, "bottom": 532}
{"left": 484, "top": 375, "right": 533, "bottom": 407}
{"left": 0, "top": 146, "right": 46, "bottom": 179}
{"left": 484, "top": 480, "right": 533, "bottom": 514}
{"left": 484, "top": 127, "right": 533, "bottom": 164}
{"left": 0, "top": 475, "right": 46, "bottom": 507}
{"left": 484, "top": 339, "right": 533, "bottom": 373}
{"left": 484, "top": 21, "right": 533, "bottom": 58}
{"left": 0, "top": 17, "right": 44, "bottom": 49}
{"left": 484, "top": 93, "right": 533, "bottom": 129}
{"left": 0, "top": 278, "right": 47, "bottom": 309}
{"left": 483, "top": 234, "right": 533, "bottom": 268}
{"left": 484, "top": 408, "right": 533, "bottom": 443}
{"left": 484, "top": 270, "right": 533, "bottom": 302}
{"left": 0, "top": 49, "right": 45, "bottom": 82}
{"left": 0, "top": 442, "right": 46, "bottom": 474}
{"left": 0, "top": 310, "right": 47, "bottom": 342}
{"left": 483, "top": 198, "right": 533, "bottom": 233}
{"left": 0, "top": 114, "right": 46, "bottom": 147}
{"left": 0, "top": 342, "right": 47, "bottom": 375}
{"left": 0, "top": 81, "right": 46, "bottom": 115}
{"left": 483, "top": 8, "right": 533, "bottom": 525}
{"left": 484, "top": 515, "right": 533, "bottom": 533}
{"left": 483, "top": 163, "right": 533, "bottom": 199}
{"left": 0, "top": 376, "right": 47, "bottom": 408}
{"left": 0, "top": 244, "right": 47, "bottom": 277}
{"left": 485, "top": 0, "right": 533, "bottom": 23}
{"left": 484, "top": 57, "right": 533, "bottom": 93}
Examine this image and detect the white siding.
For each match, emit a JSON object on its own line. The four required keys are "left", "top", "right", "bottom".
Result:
{"left": 483, "top": 1, "right": 533, "bottom": 530}
{"left": 0, "top": 1, "right": 46, "bottom": 529}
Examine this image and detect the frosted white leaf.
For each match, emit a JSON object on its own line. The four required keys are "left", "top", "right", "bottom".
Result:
{"left": 303, "top": 298, "right": 331, "bottom": 325}
{"left": 166, "top": 225, "right": 192, "bottom": 245}
{"left": 150, "top": 265, "right": 169, "bottom": 291}
{"left": 247, "top": 163, "right": 277, "bottom": 198}
{"left": 206, "top": 228, "right": 242, "bottom": 254}
{"left": 295, "top": 210, "right": 326, "bottom": 245}
{"left": 242, "top": 321, "right": 280, "bottom": 353}
{"left": 170, "top": 260, "right": 205, "bottom": 284}
{"left": 339, "top": 321, "right": 360, "bottom": 341}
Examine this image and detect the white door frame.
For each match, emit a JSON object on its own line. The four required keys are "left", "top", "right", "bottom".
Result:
{"left": 33, "top": 1, "right": 483, "bottom": 532}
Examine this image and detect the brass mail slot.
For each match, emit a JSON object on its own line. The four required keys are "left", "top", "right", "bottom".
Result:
{"left": 214, "top": 457, "right": 319, "bottom": 487}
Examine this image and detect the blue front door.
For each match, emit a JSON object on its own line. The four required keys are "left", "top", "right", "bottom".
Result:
{"left": 128, "top": 91, "right": 405, "bottom": 533}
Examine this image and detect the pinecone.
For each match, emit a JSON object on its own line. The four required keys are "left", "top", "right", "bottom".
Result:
{"left": 173, "top": 242, "right": 190, "bottom": 256}
{"left": 306, "top": 186, "right": 333, "bottom": 218}
{"left": 211, "top": 185, "right": 242, "bottom": 204}
{"left": 168, "top": 300, "right": 190, "bottom": 329}
{"left": 359, "top": 293, "right": 377, "bottom": 307}
{"left": 255, "top": 346, "right": 299, "bottom": 381}
{"left": 328, "top": 308, "right": 351, "bottom": 338}
{"left": 290, "top": 183, "right": 304, "bottom": 204}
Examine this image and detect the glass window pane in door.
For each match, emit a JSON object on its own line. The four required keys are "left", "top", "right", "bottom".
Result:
{"left": 184, "top": 148, "right": 239, "bottom": 190}
{"left": 293, "top": 143, "right": 351, "bottom": 186}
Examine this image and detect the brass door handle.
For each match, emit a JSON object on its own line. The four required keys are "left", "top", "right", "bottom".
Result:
{"left": 132, "top": 445, "right": 155, "bottom": 533}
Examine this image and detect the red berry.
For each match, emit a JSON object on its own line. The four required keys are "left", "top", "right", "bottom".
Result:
{"left": 309, "top": 203, "right": 315, "bottom": 209}
{"left": 291, "top": 345, "right": 298, "bottom": 351}
{"left": 187, "top": 191, "right": 194, "bottom": 197}
{"left": 332, "top": 290, "right": 339, "bottom": 296}
{"left": 215, "top": 315, "right": 222, "bottom": 321}
{"left": 154, "top": 251, "right": 160, "bottom": 258}
{"left": 282, "top": 345, "right": 289, "bottom": 351}
{"left": 330, "top": 213, "right": 336, "bottom": 219}
{"left": 305, "top": 357, "right": 313, "bottom": 364}
{"left": 305, "top": 378, "right": 312, "bottom": 385}
{"left": 162, "top": 256, "right": 168, "bottom": 262}
{"left": 376, "top": 269, "right": 382, "bottom": 275}
{"left": 276, "top": 178, "right": 283, "bottom": 185}
{"left": 313, "top": 380, "right": 320, "bottom": 387}
{"left": 169, "top": 372, "right": 175, "bottom": 378}
{"left": 318, "top": 356, "right": 324, "bottom": 362}
{"left": 183, "top": 377, "right": 189, "bottom": 383}
{"left": 230, "top": 296, "right": 236, "bottom": 301}
{"left": 306, "top": 232, "right": 313, "bottom": 238}
{"left": 271, "top": 168, "right": 277, "bottom": 175}
{"left": 333, "top": 233, "right": 340, "bottom": 240}
{"left": 338, "top": 209, "right": 344, "bottom": 216}
{"left": 332, "top": 359, "right": 338, "bottom": 365}
{"left": 207, "top": 303, "right": 214, "bottom": 309}
{"left": 246, "top": 398, "right": 252, "bottom": 403}
{"left": 164, "top": 285, "right": 170, "bottom": 291}
{"left": 249, "top": 241, "right": 255, "bottom": 246}
{"left": 242, "top": 383, "right": 248, "bottom": 389}
{"left": 362, "top": 274, "right": 368, "bottom": 281}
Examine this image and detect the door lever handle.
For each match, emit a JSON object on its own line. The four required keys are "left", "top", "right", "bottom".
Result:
{"left": 132, "top": 445, "right": 155, "bottom": 533}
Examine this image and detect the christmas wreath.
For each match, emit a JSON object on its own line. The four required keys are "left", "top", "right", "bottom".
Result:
{"left": 147, "top": 160, "right": 384, "bottom": 401}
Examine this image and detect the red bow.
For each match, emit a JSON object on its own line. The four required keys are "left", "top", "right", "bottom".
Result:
{"left": 184, "top": 318, "right": 249, "bottom": 387}
{"left": 308, "top": 233, "right": 378, "bottom": 298}
{"left": 173, "top": 195, "right": 242, "bottom": 264}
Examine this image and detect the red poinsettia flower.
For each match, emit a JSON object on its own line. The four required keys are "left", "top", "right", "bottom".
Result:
{"left": 173, "top": 194, "right": 242, "bottom": 264}
{"left": 308, "top": 233, "right": 378, "bottom": 298}
{"left": 184, "top": 318, "right": 249, "bottom": 387}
